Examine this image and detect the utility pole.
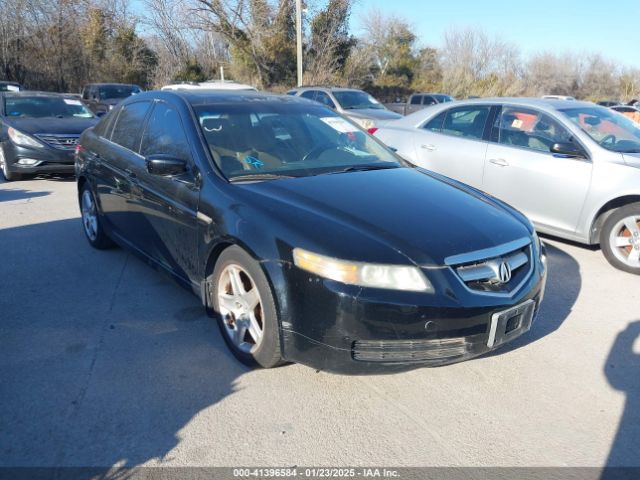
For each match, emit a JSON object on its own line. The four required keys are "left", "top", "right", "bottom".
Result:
{"left": 296, "top": 0, "right": 303, "bottom": 86}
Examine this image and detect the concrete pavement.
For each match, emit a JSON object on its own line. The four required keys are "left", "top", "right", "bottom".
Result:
{"left": 1, "top": 176, "right": 639, "bottom": 468}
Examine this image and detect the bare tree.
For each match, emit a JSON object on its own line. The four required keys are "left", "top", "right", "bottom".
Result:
{"left": 440, "top": 26, "right": 524, "bottom": 98}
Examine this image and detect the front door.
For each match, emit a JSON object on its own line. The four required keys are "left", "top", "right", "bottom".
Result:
{"left": 483, "top": 105, "right": 592, "bottom": 234}
{"left": 131, "top": 100, "right": 200, "bottom": 284}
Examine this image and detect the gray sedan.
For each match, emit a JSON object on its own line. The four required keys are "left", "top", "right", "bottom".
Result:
{"left": 374, "top": 98, "right": 640, "bottom": 274}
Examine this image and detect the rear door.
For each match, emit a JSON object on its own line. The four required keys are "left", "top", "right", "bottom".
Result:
{"left": 91, "top": 101, "right": 152, "bottom": 241}
{"left": 412, "top": 104, "right": 493, "bottom": 189}
{"left": 132, "top": 100, "right": 201, "bottom": 283}
{"left": 482, "top": 105, "right": 592, "bottom": 233}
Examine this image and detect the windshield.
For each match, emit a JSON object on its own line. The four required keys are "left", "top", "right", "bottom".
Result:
{"left": 3, "top": 96, "right": 94, "bottom": 119}
{"left": 433, "top": 94, "right": 454, "bottom": 103}
{"left": 195, "top": 103, "right": 401, "bottom": 181}
{"left": 332, "top": 91, "right": 385, "bottom": 110}
{"left": 559, "top": 106, "right": 640, "bottom": 153}
{"left": 99, "top": 85, "right": 140, "bottom": 100}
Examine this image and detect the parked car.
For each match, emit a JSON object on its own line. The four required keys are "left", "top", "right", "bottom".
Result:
{"left": 386, "top": 93, "right": 455, "bottom": 116}
{"left": 598, "top": 100, "right": 621, "bottom": 107}
{"left": 0, "top": 91, "right": 97, "bottom": 181}
{"left": 81, "top": 83, "right": 142, "bottom": 115}
{"left": 611, "top": 105, "right": 640, "bottom": 125}
{"left": 0, "top": 81, "right": 21, "bottom": 92}
{"left": 161, "top": 80, "right": 257, "bottom": 91}
{"left": 287, "top": 87, "right": 401, "bottom": 130}
{"left": 76, "top": 90, "right": 546, "bottom": 373}
{"left": 374, "top": 98, "right": 640, "bottom": 274}
{"left": 541, "top": 95, "right": 575, "bottom": 101}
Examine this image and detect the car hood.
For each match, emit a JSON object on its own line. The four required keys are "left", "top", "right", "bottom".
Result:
{"left": 234, "top": 168, "right": 531, "bottom": 266}
{"left": 5, "top": 116, "right": 98, "bottom": 135}
{"left": 344, "top": 109, "right": 403, "bottom": 121}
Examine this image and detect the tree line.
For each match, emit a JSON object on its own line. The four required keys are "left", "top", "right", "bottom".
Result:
{"left": 1, "top": 0, "right": 639, "bottom": 102}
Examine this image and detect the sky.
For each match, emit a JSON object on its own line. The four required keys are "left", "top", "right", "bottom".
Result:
{"left": 349, "top": 0, "right": 640, "bottom": 67}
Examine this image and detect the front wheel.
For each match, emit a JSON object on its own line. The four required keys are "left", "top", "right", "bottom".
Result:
{"left": 209, "top": 246, "right": 283, "bottom": 368}
{"left": 601, "top": 203, "right": 640, "bottom": 274}
{"left": 0, "top": 147, "right": 21, "bottom": 181}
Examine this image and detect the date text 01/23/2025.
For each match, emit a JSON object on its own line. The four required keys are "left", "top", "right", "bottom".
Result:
{"left": 233, "top": 468, "right": 400, "bottom": 478}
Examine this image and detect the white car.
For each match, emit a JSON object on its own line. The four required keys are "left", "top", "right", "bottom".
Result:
{"left": 161, "top": 81, "right": 257, "bottom": 92}
{"left": 373, "top": 98, "right": 640, "bottom": 274}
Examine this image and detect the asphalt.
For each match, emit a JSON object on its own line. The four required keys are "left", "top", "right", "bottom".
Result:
{"left": 0, "top": 175, "right": 639, "bottom": 469}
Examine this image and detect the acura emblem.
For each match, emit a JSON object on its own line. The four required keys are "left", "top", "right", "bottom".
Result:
{"left": 498, "top": 262, "right": 512, "bottom": 284}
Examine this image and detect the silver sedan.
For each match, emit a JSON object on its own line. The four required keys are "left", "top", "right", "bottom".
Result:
{"left": 374, "top": 98, "right": 640, "bottom": 274}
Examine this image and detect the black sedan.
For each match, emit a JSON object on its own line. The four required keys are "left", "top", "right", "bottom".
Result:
{"left": 0, "top": 92, "right": 98, "bottom": 181}
{"left": 76, "top": 91, "right": 547, "bottom": 374}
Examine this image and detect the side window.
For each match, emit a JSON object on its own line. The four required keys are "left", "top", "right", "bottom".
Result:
{"left": 423, "top": 110, "right": 447, "bottom": 133}
{"left": 81, "top": 87, "right": 89, "bottom": 100}
{"left": 93, "top": 108, "right": 117, "bottom": 137}
{"left": 494, "top": 106, "right": 574, "bottom": 153}
{"left": 110, "top": 101, "right": 151, "bottom": 152}
{"left": 315, "top": 91, "right": 336, "bottom": 109}
{"left": 441, "top": 106, "right": 490, "bottom": 140}
{"left": 141, "top": 102, "right": 192, "bottom": 162}
{"left": 423, "top": 96, "right": 437, "bottom": 106}
{"left": 300, "top": 90, "right": 317, "bottom": 101}
{"left": 410, "top": 95, "right": 422, "bottom": 105}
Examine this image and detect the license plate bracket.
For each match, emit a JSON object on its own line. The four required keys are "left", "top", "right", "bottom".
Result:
{"left": 487, "top": 299, "right": 536, "bottom": 348}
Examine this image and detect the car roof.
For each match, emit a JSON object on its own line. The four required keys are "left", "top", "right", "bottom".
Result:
{"left": 449, "top": 97, "right": 595, "bottom": 110}
{"left": 127, "top": 90, "right": 314, "bottom": 107}
{"left": 85, "top": 83, "right": 139, "bottom": 88}
{"left": 293, "top": 86, "right": 364, "bottom": 93}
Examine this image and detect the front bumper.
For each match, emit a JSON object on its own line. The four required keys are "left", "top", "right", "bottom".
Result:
{"left": 277, "top": 258, "right": 547, "bottom": 375}
{"left": 2, "top": 142, "right": 75, "bottom": 175}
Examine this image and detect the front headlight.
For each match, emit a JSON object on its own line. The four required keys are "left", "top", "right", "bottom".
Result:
{"left": 293, "top": 248, "right": 433, "bottom": 292}
{"left": 533, "top": 232, "right": 547, "bottom": 268}
{"left": 8, "top": 127, "right": 43, "bottom": 148}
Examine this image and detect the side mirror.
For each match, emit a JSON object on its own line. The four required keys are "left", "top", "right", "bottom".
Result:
{"left": 551, "top": 142, "right": 585, "bottom": 158}
{"left": 146, "top": 155, "right": 188, "bottom": 176}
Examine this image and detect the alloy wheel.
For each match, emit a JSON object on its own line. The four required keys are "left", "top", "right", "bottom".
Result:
{"left": 217, "top": 264, "right": 264, "bottom": 353}
{"left": 609, "top": 215, "right": 640, "bottom": 268}
{"left": 0, "top": 148, "right": 7, "bottom": 179}
{"left": 81, "top": 189, "right": 98, "bottom": 242}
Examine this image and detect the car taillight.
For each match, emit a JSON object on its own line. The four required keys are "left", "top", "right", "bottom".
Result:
{"left": 75, "top": 144, "right": 84, "bottom": 154}
{"left": 367, "top": 127, "right": 378, "bottom": 135}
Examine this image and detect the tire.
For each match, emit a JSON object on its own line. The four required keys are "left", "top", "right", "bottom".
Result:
{"left": 80, "top": 183, "right": 113, "bottom": 249}
{"left": 209, "top": 246, "right": 283, "bottom": 368}
{"left": 0, "top": 147, "right": 21, "bottom": 181}
{"left": 600, "top": 202, "right": 640, "bottom": 275}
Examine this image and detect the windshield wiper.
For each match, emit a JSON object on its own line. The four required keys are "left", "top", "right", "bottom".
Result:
{"left": 229, "top": 173, "right": 296, "bottom": 183}
{"left": 323, "top": 164, "right": 399, "bottom": 175}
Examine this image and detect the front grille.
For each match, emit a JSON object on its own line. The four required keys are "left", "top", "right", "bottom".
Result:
{"left": 35, "top": 134, "right": 80, "bottom": 150}
{"left": 445, "top": 237, "right": 533, "bottom": 296}
{"left": 352, "top": 338, "right": 469, "bottom": 362}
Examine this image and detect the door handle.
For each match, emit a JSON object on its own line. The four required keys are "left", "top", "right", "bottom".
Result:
{"left": 489, "top": 158, "right": 509, "bottom": 167}
{"left": 421, "top": 144, "right": 436, "bottom": 151}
